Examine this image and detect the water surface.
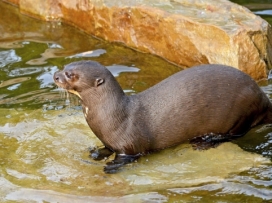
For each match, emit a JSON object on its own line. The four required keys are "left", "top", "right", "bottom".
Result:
{"left": 0, "top": 1, "right": 271, "bottom": 202}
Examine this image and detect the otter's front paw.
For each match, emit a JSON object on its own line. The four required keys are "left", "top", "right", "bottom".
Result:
{"left": 89, "top": 147, "right": 114, "bottom": 161}
{"left": 104, "top": 154, "right": 141, "bottom": 174}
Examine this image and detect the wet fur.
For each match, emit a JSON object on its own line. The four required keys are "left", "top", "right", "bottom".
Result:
{"left": 54, "top": 60, "right": 272, "bottom": 173}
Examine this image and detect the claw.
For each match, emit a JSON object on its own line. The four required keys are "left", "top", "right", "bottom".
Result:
{"left": 104, "top": 154, "right": 141, "bottom": 174}
{"left": 89, "top": 147, "right": 114, "bottom": 161}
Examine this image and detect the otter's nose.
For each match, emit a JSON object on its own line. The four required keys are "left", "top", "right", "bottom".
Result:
{"left": 53, "top": 72, "right": 62, "bottom": 83}
{"left": 54, "top": 76, "right": 59, "bottom": 81}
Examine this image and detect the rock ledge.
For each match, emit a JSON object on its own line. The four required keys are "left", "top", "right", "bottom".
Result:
{"left": 3, "top": 0, "right": 272, "bottom": 80}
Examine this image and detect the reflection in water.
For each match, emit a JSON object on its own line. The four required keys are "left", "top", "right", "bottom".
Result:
{"left": 36, "top": 66, "right": 58, "bottom": 88}
{"left": 255, "top": 10, "right": 272, "bottom": 15}
{"left": 0, "top": 50, "right": 21, "bottom": 67}
{"left": 107, "top": 64, "right": 140, "bottom": 77}
{"left": 67, "top": 49, "right": 107, "bottom": 58}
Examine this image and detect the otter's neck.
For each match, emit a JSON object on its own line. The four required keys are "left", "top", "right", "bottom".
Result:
{"left": 81, "top": 77, "right": 126, "bottom": 108}
{"left": 79, "top": 77, "right": 131, "bottom": 144}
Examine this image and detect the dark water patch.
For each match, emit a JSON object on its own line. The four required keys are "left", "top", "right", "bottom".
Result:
{"left": 233, "top": 124, "right": 272, "bottom": 160}
{"left": 230, "top": 82, "right": 272, "bottom": 160}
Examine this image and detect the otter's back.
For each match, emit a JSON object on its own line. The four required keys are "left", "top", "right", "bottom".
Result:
{"left": 135, "top": 64, "right": 271, "bottom": 150}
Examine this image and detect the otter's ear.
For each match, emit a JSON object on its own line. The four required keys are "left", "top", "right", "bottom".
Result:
{"left": 95, "top": 78, "right": 104, "bottom": 87}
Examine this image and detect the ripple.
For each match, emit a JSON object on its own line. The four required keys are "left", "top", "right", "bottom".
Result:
{"left": 6, "top": 169, "right": 40, "bottom": 180}
{"left": 3, "top": 183, "right": 167, "bottom": 203}
{"left": 0, "top": 77, "right": 31, "bottom": 88}
{"left": 8, "top": 67, "right": 42, "bottom": 77}
{"left": 0, "top": 89, "right": 48, "bottom": 105}
{"left": 169, "top": 180, "right": 272, "bottom": 200}
{"left": 219, "top": 181, "right": 272, "bottom": 200}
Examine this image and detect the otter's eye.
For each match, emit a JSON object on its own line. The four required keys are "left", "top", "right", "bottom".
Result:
{"left": 65, "top": 71, "right": 74, "bottom": 79}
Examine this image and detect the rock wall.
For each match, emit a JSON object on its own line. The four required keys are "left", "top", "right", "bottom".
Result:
{"left": 2, "top": 0, "right": 272, "bottom": 80}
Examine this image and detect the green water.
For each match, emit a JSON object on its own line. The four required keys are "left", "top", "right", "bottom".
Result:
{"left": 0, "top": 0, "right": 271, "bottom": 202}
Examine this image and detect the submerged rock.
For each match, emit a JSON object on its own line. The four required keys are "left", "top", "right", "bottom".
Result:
{"left": 3, "top": 0, "right": 272, "bottom": 80}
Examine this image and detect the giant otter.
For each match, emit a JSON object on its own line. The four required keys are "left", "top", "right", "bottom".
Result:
{"left": 53, "top": 60, "right": 272, "bottom": 173}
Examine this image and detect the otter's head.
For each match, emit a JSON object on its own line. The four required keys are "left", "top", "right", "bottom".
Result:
{"left": 53, "top": 60, "right": 116, "bottom": 99}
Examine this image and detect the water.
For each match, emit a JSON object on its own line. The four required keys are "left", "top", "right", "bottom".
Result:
{"left": 0, "top": 0, "right": 271, "bottom": 202}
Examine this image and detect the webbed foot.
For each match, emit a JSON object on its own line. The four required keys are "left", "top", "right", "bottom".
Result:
{"left": 190, "top": 137, "right": 222, "bottom": 150}
{"left": 190, "top": 134, "right": 232, "bottom": 150}
{"left": 89, "top": 147, "right": 114, "bottom": 161}
{"left": 104, "top": 154, "right": 141, "bottom": 174}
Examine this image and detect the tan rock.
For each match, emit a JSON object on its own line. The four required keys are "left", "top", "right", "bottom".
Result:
{"left": 2, "top": 0, "right": 272, "bottom": 80}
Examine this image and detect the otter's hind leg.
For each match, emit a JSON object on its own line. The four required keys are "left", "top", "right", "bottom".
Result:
{"left": 190, "top": 117, "right": 251, "bottom": 150}
{"left": 190, "top": 133, "right": 244, "bottom": 150}
{"left": 89, "top": 147, "right": 114, "bottom": 160}
{"left": 104, "top": 154, "right": 141, "bottom": 174}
